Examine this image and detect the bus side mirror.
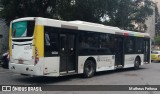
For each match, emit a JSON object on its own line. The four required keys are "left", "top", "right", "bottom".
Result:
{"left": 0, "top": 35, "right": 3, "bottom": 38}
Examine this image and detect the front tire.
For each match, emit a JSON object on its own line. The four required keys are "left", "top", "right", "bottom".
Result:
{"left": 83, "top": 60, "right": 96, "bottom": 78}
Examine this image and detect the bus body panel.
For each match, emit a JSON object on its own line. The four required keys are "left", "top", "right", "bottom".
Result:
{"left": 36, "top": 18, "right": 62, "bottom": 28}
{"left": 9, "top": 58, "right": 44, "bottom": 76}
{"left": 124, "top": 54, "right": 144, "bottom": 68}
{"left": 78, "top": 55, "right": 115, "bottom": 74}
{"left": 43, "top": 57, "right": 60, "bottom": 76}
{"left": 12, "top": 41, "right": 33, "bottom": 62}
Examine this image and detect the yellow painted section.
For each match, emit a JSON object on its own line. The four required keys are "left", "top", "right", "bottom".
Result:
{"left": 33, "top": 25, "right": 44, "bottom": 58}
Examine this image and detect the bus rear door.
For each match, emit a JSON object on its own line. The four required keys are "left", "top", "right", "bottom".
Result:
{"left": 115, "top": 36, "right": 124, "bottom": 68}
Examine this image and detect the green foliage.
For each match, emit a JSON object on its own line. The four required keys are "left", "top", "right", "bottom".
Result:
{"left": 103, "top": 0, "right": 154, "bottom": 32}
{"left": 57, "top": 0, "right": 107, "bottom": 23}
{"left": 0, "top": 0, "right": 57, "bottom": 24}
{"left": 155, "top": 3, "right": 160, "bottom": 36}
{"left": 0, "top": 0, "right": 154, "bottom": 32}
{"left": 155, "top": 36, "right": 160, "bottom": 45}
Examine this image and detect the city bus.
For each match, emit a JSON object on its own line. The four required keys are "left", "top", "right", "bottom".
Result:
{"left": 9, "top": 17, "right": 151, "bottom": 78}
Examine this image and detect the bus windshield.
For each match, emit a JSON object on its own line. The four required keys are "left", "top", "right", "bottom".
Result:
{"left": 12, "top": 21, "right": 35, "bottom": 38}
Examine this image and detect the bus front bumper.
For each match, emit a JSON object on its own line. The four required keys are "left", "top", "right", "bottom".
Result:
{"left": 9, "top": 63, "right": 43, "bottom": 76}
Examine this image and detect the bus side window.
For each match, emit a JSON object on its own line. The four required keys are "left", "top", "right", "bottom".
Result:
{"left": 44, "top": 26, "right": 59, "bottom": 56}
{"left": 80, "top": 38, "right": 89, "bottom": 48}
{"left": 44, "top": 31, "right": 52, "bottom": 57}
{"left": 50, "top": 33, "right": 58, "bottom": 52}
{"left": 99, "top": 33, "right": 113, "bottom": 54}
{"left": 79, "top": 32, "right": 89, "bottom": 49}
{"left": 45, "top": 31, "right": 51, "bottom": 46}
{"left": 79, "top": 32, "right": 99, "bottom": 54}
{"left": 125, "top": 37, "right": 135, "bottom": 53}
{"left": 135, "top": 38, "right": 144, "bottom": 53}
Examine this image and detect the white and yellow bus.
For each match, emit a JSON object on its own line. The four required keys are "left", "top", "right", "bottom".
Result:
{"left": 9, "top": 17, "right": 151, "bottom": 78}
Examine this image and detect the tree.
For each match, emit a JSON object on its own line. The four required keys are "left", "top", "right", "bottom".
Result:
{"left": 155, "top": 36, "right": 160, "bottom": 45}
{"left": 155, "top": 3, "right": 160, "bottom": 36}
{"left": 57, "top": 0, "right": 107, "bottom": 23}
{"left": 103, "top": 0, "right": 154, "bottom": 32}
{"left": 0, "top": 0, "right": 154, "bottom": 33}
{"left": 0, "top": 0, "right": 58, "bottom": 24}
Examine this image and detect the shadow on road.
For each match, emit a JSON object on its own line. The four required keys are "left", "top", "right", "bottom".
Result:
{"left": 151, "top": 61, "right": 160, "bottom": 63}
{"left": 13, "top": 67, "right": 147, "bottom": 85}
{"left": 14, "top": 75, "right": 82, "bottom": 85}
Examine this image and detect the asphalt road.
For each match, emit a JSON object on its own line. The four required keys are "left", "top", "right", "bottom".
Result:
{"left": 0, "top": 63, "right": 160, "bottom": 94}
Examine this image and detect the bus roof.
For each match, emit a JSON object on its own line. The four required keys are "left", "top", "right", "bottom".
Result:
{"left": 12, "top": 17, "right": 150, "bottom": 38}
{"left": 69, "top": 21, "right": 121, "bottom": 30}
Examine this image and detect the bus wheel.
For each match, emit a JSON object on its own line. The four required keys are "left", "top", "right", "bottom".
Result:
{"left": 83, "top": 60, "right": 96, "bottom": 78}
{"left": 134, "top": 58, "right": 140, "bottom": 70}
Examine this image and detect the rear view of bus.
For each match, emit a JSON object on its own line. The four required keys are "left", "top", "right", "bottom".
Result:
{"left": 9, "top": 17, "right": 44, "bottom": 76}
{"left": 9, "top": 17, "right": 151, "bottom": 78}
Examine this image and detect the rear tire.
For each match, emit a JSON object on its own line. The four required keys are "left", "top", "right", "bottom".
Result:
{"left": 134, "top": 58, "right": 140, "bottom": 70}
{"left": 83, "top": 60, "right": 96, "bottom": 78}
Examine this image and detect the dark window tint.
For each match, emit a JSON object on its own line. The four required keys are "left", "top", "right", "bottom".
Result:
{"left": 79, "top": 32, "right": 99, "bottom": 54}
{"left": 125, "top": 37, "right": 135, "bottom": 53}
{"left": 68, "top": 34, "right": 75, "bottom": 49}
{"left": 79, "top": 31, "right": 115, "bottom": 55}
{"left": 79, "top": 32, "right": 99, "bottom": 49}
{"left": 27, "top": 21, "right": 35, "bottom": 37}
{"left": 135, "top": 38, "right": 144, "bottom": 53}
{"left": 44, "top": 26, "right": 59, "bottom": 57}
{"left": 99, "top": 33, "right": 115, "bottom": 54}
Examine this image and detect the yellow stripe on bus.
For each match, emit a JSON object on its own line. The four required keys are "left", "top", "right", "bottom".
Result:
{"left": 34, "top": 25, "right": 44, "bottom": 58}
{"left": 9, "top": 28, "right": 12, "bottom": 57}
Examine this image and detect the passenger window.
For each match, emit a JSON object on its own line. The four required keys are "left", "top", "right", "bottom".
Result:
{"left": 126, "top": 38, "right": 135, "bottom": 53}
{"left": 79, "top": 32, "right": 99, "bottom": 49}
{"left": 44, "top": 26, "right": 59, "bottom": 57}
{"left": 99, "top": 33, "right": 114, "bottom": 54}
{"left": 136, "top": 38, "right": 144, "bottom": 53}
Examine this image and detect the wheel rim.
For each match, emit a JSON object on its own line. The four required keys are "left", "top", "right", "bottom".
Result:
{"left": 85, "top": 63, "right": 94, "bottom": 77}
{"left": 135, "top": 60, "right": 139, "bottom": 67}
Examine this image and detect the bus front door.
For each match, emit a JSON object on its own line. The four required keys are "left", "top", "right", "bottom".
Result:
{"left": 60, "top": 33, "right": 77, "bottom": 74}
{"left": 115, "top": 36, "right": 124, "bottom": 68}
{"left": 144, "top": 39, "right": 150, "bottom": 63}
